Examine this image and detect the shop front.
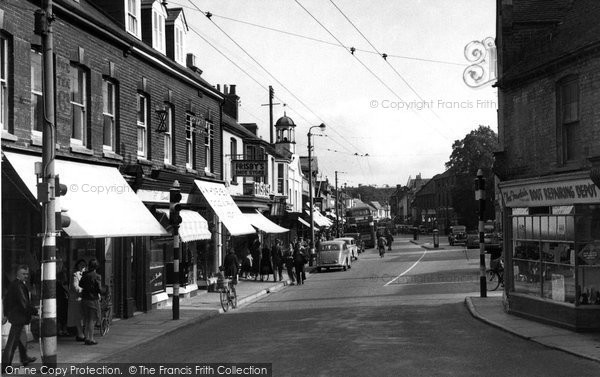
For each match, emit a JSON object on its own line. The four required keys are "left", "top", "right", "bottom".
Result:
{"left": 499, "top": 171, "right": 600, "bottom": 331}
{"left": 1, "top": 151, "right": 168, "bottom": 321}
{"left": 193, "top": 180, "right": 256, "bottom": 286}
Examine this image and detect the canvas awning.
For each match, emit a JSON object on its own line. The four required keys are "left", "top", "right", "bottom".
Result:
{"left": 306, "top": 210, "right": 333, "bottom": 228}
{"left": 194, "top": 180, "right": 255, "bottom": 236}
{"left": 243, "top": 211, "right": 289, "bottom": 234}
{"left": 3, "top": 152, "right": 168, "bottom": 238}
{"left": 298, "top": 217, "right": 311, "bottom": 228}
{"left": 156, "top": 209, "right": 211, "bottom": 242}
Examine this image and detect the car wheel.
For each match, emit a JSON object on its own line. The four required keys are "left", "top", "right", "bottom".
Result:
{"left": 343, "top": 260, "right": 347, "bottom": 271}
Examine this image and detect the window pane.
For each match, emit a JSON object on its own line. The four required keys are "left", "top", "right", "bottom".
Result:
{"left": 103, "top": 115, "right": 113, "bottom": 147}
{"left": 31, "top": 93, "right": 43, "bottom": 132}
{"left": 137, "top": 126, "right": 145, "bottom": 154}
{"left": 31, "top": 51, "right": 42, "bottom": 92}
{"left": 137, "top": 95, "right": 146, "bottom": 123}
{"left": 72, "top": 105, "right": 83, "bottom": 140}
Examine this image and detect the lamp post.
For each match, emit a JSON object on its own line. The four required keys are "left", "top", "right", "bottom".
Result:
{"left": 308, "top": 123, "right": 326, "bottom": 265}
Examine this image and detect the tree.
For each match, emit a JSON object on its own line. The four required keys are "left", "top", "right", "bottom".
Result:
{"left": 445, "top": 126, "right": 498, "bottom": 228}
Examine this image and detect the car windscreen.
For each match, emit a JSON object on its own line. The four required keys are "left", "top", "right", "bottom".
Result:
{"left": 453, "top": 226, "right": 466, "bottom": 232}
{"left": 320, "top": 244, "right": 340, "bottom": 251}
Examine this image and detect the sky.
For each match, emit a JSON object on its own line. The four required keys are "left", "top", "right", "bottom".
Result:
{"left": 170, "top": 0, "right": 498, "bottom": 187}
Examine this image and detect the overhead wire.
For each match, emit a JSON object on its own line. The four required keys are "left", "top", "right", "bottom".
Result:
{"left": 185, "top": 15, "right": 355, "bottom": 155}
{"left": 169, "top": 1, "right": 464, "bottom": 66}
{"left": 186, "top": 0, "right": 368, "bottom": 157}
{"left": 294, "top": 0, "right": 451, "bottom": 141}
{"left": 329, "top": 0, "right": 444, "bottom": 123}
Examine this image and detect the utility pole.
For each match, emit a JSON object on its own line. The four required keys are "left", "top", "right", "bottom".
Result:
{"left": 475, "top": 169, "right": 487, "bottom": 297}
{"left": 269, "top": 86, "right": 273, "bottom": 143}
{"left": 335, "top": 171, "right": 346, "bottom": 238}
{"left": 32, "top": 0, "right": 58, "bottom": 366}
{"left": 170, "top": 181, "right": 182, "bottom": 319}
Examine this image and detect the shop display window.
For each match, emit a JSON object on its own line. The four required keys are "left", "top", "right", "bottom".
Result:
{"left": 511, "top": 205, "right": 600, "bottom": 305}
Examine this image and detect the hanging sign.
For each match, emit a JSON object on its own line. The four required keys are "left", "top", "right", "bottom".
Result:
{"left": 232, "top": 160, "right": 266, "bottom": 177}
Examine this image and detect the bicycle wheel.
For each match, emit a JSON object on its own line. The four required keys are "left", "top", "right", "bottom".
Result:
{"left": 487, "top": 270, "right": 501, "bottom": 291}
{"left": 220, "top": 289, "right": 230, "bottom": 312}
{"left": 100, "top": 317, "right": 110, "bottom": 336}
{"left": 230, "top": 286, "right": 237, "bottom": 309}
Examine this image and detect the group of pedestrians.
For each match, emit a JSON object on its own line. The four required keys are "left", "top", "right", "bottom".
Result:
{"left": 1, "top": 259, "right": 108, "bottom": 371}
{"left": 223, "top": 237, "right": 310, "bottom": 286}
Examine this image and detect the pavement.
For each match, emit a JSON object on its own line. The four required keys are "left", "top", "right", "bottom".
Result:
{"left": 409, "top": 236, "right": 600, "bottom": 364}
{"left": 17, "top": 273, "right": 303, "bottom": 365}
{"left": 11, "top": 240, "right": 600, "bottom": 366}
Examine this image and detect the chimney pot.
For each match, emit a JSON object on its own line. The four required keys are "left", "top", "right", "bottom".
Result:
{"left": 230, "top": 85, "right": 236, "bottom": 94}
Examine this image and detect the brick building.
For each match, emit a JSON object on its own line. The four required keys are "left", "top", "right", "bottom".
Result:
{"left": 0, "top": 0, "right": 249, "bottom": 319}
{"left": 496, "top": 0, "right": 600, "bottom": 330}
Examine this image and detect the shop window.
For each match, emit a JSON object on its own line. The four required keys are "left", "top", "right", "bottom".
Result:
{"left": 511, "top": 207, "right": 600, "bottom": 305}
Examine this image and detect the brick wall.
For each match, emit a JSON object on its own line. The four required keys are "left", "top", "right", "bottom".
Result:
{"left": 501, "top": 55, "right": 600, "bottom": 179}
{"left": 1, "top": 0, "right": 223, "bottom": 180}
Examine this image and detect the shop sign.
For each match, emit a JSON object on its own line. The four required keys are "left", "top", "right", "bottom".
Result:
{"left": 149, "top": 265, "right": 165, "bottom": 293}
{"left": 232, "top": 160, "right": 266, "bottom": 177}
{"left": 501, "top": 178, "right": 598, "bottom": 207}
{"left": 579, "top": 243, "right": 600, "bottom": 265}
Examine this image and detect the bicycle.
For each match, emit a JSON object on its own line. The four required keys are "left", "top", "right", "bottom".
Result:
{"left": 217, "top": 275, "right": 237, "bottom": 312}
{"left": 95, "top": 288, "right": 112, "bottom": 336}
{"left": 486, "top": 259, "right": 504, "bottom": 291}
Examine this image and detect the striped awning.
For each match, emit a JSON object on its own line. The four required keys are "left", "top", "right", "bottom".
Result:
{"left": 157, "top": 209, "right": 211, "bottom": 242}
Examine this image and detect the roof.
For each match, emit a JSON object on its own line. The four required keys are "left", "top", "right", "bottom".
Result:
{"left": 501, "top": 0, "right": 600, "bottom": 84}
{"left": 275, "top": 114, "right": 296, "bottom": 128}
{"left": 369, "top": 201, "right": 384, "bottom": 210}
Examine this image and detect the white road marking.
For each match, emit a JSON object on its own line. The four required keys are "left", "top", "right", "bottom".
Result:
{"left": 384, "top": 248, "right": 428, "bottom": 287}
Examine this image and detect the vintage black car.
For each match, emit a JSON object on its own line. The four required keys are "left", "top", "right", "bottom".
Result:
{"left": 448, "top": 225, "right": 468, "bottom": 246}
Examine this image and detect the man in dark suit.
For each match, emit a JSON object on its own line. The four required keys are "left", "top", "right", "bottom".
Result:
{"left": 2, "top": 265, "right": 37, "bottom": 371}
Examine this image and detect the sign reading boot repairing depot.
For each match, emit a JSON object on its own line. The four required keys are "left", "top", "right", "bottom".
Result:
{"left": 499, "top": 172, "right": 599, "bottom": 207}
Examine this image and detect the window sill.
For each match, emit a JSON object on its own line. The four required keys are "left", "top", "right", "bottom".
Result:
{"left": 204, "top": 170, "right": 216, "bottom": 178}
{"left": 103, "top": 150, "right": 123, "bottom": 161}
{"left": 186, "top": 167, "right": 198, "bottom": 175}
{"left": 163, "top": 163, "right": 177, "bottom": 171}
{"left": 70, "top": 144, "right": 94, "bottom": 156}
{"left": 1, "top": 132, "right": 18, "bottom": 142}
{"left": 31, "top": 133, "right": 43, "bottom": 146}
{"left": 137, "top": 157, "right": 153, "bottom": 166}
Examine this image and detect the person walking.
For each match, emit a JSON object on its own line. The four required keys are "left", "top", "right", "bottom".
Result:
{"left": 1, "top": 265, "right": 37, "bottom": 371}
{"left": 293, "top": 245, "right": 308, "bottom": 285}
{"left": 271, "top": 240, "right": 284, "bottom": 282}
{"left": 250, "top": 237, "right": 261, "bottom": 281}
{"left": 285, "top": 243, "right": 296, "bottom": 285}
{"left": 79, "top": 258, "right": 105, "bottom": 345}
{"left": 386, "top": 231, "right": 394, "bottom": 251}
{"left": 68, "top": 259, "right": 86, "bottom": 341}
{"left": 260, "top": 243, "right": 274, "bottom": 282}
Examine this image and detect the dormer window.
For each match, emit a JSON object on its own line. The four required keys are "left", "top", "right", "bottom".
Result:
{"left": 126, "top": 0, "right": 141, "bottom": 38}
{"left": 152, "top": 1, "right": 166, "bottom": 54}
{"left": 174, "top": 26, "right": 184, "bottom": 64}
{"left": 166, "top": 8, "right": 188, "bottom": 65}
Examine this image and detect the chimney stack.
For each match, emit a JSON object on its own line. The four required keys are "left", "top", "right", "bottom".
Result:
{"left": 222, "top": 84, "right": 239, "bottom": 121}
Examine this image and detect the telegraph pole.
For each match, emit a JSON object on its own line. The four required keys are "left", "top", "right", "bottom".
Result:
{"left": 269, "top": 86, "right": 274, "bottom": 143}
{"left": 335, "top": 171, "right": 345, "bottom": 237}
{"left": 170, "top": 181, "right": 182, "bottom": 319}
{"left": 475, "top": 169, "right": 487, "bottom": 297}
{"left": 35, "top": 0, "right": 57, "bottom": 366}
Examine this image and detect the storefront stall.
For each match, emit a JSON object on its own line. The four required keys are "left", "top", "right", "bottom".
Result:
{"left": 2, "top": 151, "right": 168, "bottom": 319}
{"left": 193, "top": 180, "right": 256, "bottom": 285}
{"left": 499, "top": 171, "right": 600, "bottom": 331}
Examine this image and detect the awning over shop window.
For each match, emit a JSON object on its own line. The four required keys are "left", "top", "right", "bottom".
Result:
{"left": 298, "top": 217, "right": 311, "bottom": 228}
{"left": 156, "top": 209, "right": 211, "bottom": 242}
{"left": 3, "top": 152, "right": 168, "bottom": 238}
{"left": 194, "top": 180, "right": 256, "bottom": 236}
{"left": 306, "top": 210, "right": 333, "bottom": 228}
{"left": 243, "top": 211, "right": 289, "bottom": 234}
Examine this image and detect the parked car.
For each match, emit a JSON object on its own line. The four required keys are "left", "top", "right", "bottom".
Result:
{"left": 335, "top": 237, "right": 359, "bottom": 261}
{"left": 448, "top": 225, "right": 468, "bottom": 246}
{"left": 484, "top": 225, "right": 503, "bottom": 254}
{"left": 317, "top": 240, "right": 351, "bottom": 272}
{"left": 343, "top": 232, "right": 365, "bottom": 254}
{"left": 466, "top": 231, "right": 479, "bottom": 248}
